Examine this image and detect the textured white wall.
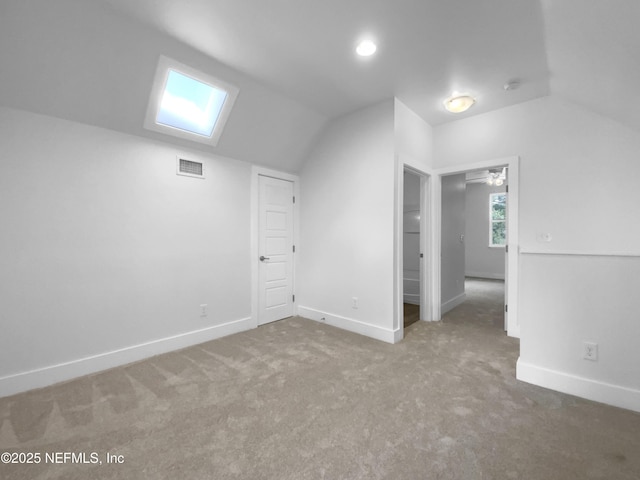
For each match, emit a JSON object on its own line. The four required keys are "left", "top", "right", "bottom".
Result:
{"left": 518, "top": 254, "right": 640, "bottom": 412}
{"left": 465, "top": 182, "right": 506, "bottom": 279}
{"left": 0, "top": 107, "right": 252, "bottom": 394}
{"left": 434, "top": 96, "right": 640, "bottom": 411}
{"left": 394, "top": 98, "right": 434, "bottom": 170}
{"left": 298, "top": 101, "right": 396, "bottom": 340}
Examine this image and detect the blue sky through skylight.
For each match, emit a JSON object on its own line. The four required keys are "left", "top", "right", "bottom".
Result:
{"left": 156, "top": 70, "right": 228, "bottom": 137}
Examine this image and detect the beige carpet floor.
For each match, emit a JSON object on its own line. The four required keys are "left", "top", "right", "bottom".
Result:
{"left": 1, "top": 278, "right": 639, "bottom": 479}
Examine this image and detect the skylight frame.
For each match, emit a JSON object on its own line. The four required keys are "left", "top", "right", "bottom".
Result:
{"left": 144, "top": 55, "right": 239, "bottom": 146}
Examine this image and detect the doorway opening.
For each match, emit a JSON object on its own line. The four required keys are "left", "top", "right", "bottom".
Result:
{"left": 402, "top": 167, "right": 429, "bottom": 332}
{"left": 436, "top": 157, "right": 519, "bottom": 337}
{"left": 440, "top": 168, "right": 508, "bottom": 331}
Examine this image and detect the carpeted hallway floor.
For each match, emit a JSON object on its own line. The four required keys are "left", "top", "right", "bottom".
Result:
{"left": 443, "top": 277, "right": 507, "bottom": 330}
{"left": 1, "top": 278, "right": 639, "bottom": 479}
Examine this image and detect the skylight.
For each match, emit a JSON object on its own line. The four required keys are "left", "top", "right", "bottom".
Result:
{"left": 157, "top": 70, "right": 227, "bottom": 137}
{"left": 144, "top": 56, "right": 239, "bottom": 146}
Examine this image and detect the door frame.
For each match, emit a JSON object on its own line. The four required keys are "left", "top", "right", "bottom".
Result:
{"left": 251, "top": 166, "right": 300, "bottom": 328}
{"left": 394, "top": 158, "right": 433, "bottom": 342}
{"left": 433, "top": 156, "right": 520, "bottom": 337}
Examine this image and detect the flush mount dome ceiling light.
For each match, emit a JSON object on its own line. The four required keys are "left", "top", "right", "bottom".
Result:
{"left": 444, "top": 94, "right": 476, "bottom": 113}
{"left": 356, "top": 40, "right": 377, "bottom": 57}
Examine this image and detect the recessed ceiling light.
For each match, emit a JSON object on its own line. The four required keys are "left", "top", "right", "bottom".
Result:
{"left": 356, "top": 40, "right": 377, "bottom": 57}
{"left": 444, "top": 94, "right": 475, "bottom": 113}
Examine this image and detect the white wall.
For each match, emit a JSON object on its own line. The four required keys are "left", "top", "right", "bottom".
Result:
{"left": 440, "top": 174, "right": 466, "bottom": 313}
{"left": 465, "top": 182, "right": 506, "bottom": 279}
{"left": 394, "top": 98, "right": 433, "bottom": 327}
{"left": 298, "top": 101, "right": 397, "bottom": 342}
{"left": 394, "top": 98, "right": 434, "bottom": 170}
{"left": 434, "top": 96, "right": 640, "bottom": 412}
{"left": 0, "top": 106, "right": 253, "bottom": 396}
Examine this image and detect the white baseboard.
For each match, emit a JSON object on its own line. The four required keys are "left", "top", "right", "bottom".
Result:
{"left": 516, "top": 359, "right": 640, "bottom": 414}
{"left": 441, "top": 292, "right": 466, "bottom": 315}
{"left": 0, "top": 317, "right": 253, "bottom": 398}
{"left": 465, "top": 271, "right": 505, "bottom": 280}
{"left": 298, "top": 306, "right": 398, "bottom": 344}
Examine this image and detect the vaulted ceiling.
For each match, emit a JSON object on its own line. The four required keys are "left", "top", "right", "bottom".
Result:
{"left": 100, "top": 0, "right": 551, "bottom": 125}
{"left": 0, "top": 0, "right": 637, "bottom": 170}
{"left": 541, "top": 0, "right": 640, "bottom": 134}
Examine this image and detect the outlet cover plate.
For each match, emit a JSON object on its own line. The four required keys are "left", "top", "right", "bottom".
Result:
{"left": 583, "top": 342, "right": 598, "bottom": 361}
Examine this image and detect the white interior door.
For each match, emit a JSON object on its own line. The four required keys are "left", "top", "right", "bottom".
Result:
{"left": 258, "top": 175, "right": 294, "bottom": 325}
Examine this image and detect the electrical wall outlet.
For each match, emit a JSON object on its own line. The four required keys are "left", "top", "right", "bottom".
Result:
{"left": 352, "top": 297, "right": 359, "bottom": 309}
{"left": 583, "top": 342, "right": 598, "bottom": 361}
{"left": 200, "top": 304, "right": 208, "bottom": 317}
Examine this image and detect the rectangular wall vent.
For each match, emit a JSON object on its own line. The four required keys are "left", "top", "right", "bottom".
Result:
{"left": 177, "top": 157, "right": 205, "bottom": 178}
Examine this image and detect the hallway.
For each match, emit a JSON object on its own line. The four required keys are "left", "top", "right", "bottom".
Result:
{"left": 443, "top": 277, "right": 505, "bottom": 330}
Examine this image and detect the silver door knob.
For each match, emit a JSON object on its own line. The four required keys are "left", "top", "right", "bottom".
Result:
{"left": 259, "top": 256, "right": 270, "bottom": 261}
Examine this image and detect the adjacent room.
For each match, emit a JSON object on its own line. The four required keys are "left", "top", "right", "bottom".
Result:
{"left": 1, "top": 0, "right": 639, "bottom": 478}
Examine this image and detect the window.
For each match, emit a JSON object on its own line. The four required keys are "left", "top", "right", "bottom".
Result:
{"left": 490, "top": 192, "right": 507, "bottom": 246}
{"left": 144, "top": 56, "right": 239, "bottom": 146}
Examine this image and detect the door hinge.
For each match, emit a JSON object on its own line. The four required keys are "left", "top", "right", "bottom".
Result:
{"left": 505, "top": 304, "right": 508, "bottom": 313}
{"left": 292, "top": 294, "right": 295, "bottom": 302}
{"left": 293, "top": 196, "right": 296, "bottom": 204}
{"left": 506, "top": 185, "right": 509, "bottom": 193}
{"left": 293, "top": 245, "right": 296, "bottom": 253}
{"left": 505, "top": 245, "right": 508, "bottom": 253}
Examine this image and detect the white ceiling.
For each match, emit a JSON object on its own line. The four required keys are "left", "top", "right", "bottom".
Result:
{"left": 541, "top": 0, "right": 640, "bottom": 132}
{"left": 0, "top": 0, "right": 327, "bottom": 171}
{"left": 0, "top": 0, "right": 637, "bottom": 170}
{"left": 100, "top": 0, "right": 551, "bottom": 125}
